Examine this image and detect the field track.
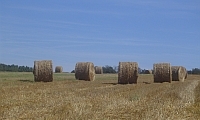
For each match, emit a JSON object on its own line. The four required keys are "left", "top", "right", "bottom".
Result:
{"left": 0, "top": 73, "right": 200, "bottom": 119}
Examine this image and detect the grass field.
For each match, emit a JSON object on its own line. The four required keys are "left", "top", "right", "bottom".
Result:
{"left": 0, "top": 72, "right": 200, "bottom": 119}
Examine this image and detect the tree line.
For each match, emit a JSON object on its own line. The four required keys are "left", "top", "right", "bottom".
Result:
{"left": 1, "top": 63, "right": 200, "bottom": 74}
{"left": 139, "top": 68, "right": 200, "bottom": 75}
{"left": 0, "top": 63, "right": 33, "bottom": 72}
{"left": 187, "top": 68, "right": 200, "bottom": 75}
{"left": 97, "top": 66, "right": 200, "bottom": 75}
{"left": 71, "top": 65, "right": 200, "bottom": 75}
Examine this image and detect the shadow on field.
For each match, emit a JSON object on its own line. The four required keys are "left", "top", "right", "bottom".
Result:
{"left": 102, "top": 83, "right": 118, "bottom": 85}
{"left": 18, "top": 80, "right": 34, "bottom": 83}
{"left": 143, "top": 82, "right": 151, "bottom": 84}
{"left": 103, "top": 82, "right": 151, "bottom": 85}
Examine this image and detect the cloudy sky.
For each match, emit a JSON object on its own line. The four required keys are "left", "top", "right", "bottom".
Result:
{"left": 0, "top": 0, "right": 199, "bottom": 72}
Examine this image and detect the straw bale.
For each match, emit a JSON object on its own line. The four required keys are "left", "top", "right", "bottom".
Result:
{"left": 55, "top": 66, "right": 63, "bottom": 73}
{"left": 33, "top": 60, "right": 53, "bottom": 82}
{"left": 184, "top": 67, "right": 188, "bottom": 79}
{"left": 95, "top": 66, "right": 103, "bottom": 74}
{"left": 172, "top": 66, "right": 187, "bottom": 82}
{"left": 153, "top": 63, "right": 172, "bottom": 83}
{"left": 118, "top": 62, "right": 138, "bottom": 84}
{"left": 75, "top": 62, "right": 95, "bottom": 81}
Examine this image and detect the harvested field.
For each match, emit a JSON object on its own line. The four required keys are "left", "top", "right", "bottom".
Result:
{"left": 0, "top": 72, "right": 200, "bottom": 119}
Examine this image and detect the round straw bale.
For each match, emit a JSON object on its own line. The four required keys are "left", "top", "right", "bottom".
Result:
{"left": 95, "top": 66, "right": 103, "bottom": 74}
{"left": 75, "top": 62, "right": 95, "bottom": 81}
{"left": 144, "top": 70, "right": 152, "bottom": 74}
{"left": 152, "top": 70, "right": 154, "bottom": 74}
{"left": 185, "top": 71, "right": 188, "bottom": 79}
{"left": 55, "top": 66, "right": 63, "bottom": 73}
{"left": 33, "top": 60, "right": 53, "bottom": 82}
{"left": 118, "top": 62, "right": 138, "bottom": 84}
{"left": 172, "top": 66, "right": 187, "bottom": 82}
{"left": 153, "top": 63, "right": 172, "bottom": 83}
{"left": 183, "top": 67, "right": 188, "bottom": 79}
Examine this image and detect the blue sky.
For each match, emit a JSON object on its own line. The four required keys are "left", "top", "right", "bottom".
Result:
{"left": 0, "top": 0, "right": 199, "bottom": 72}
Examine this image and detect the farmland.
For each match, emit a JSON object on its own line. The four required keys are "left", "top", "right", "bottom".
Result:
{"left": 0, "top": 72, "right": 200, "bottom": 119}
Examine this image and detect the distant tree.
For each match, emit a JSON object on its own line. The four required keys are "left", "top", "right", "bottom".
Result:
{"left": 71, "top": 70, "right": 75, "bottom": 73}
{"left": 71, "top": 66, "right": 117, "bottom": 74}
{"left": 102, "top": 65, "right": 116, "bottom": 73}
{"left": 187, "top": 70, "right": 192, "bottom": 74}
{"left": 0, "top": 63, "right": 33, "bottom": 72}
{"left": 138, "top": 67, "right": 144, "bottom": 74}
{"left": 113, "top": 66, "right": 118, "bottom": 73}
{"left": 192, "top": 68, "right": 200, "bottom": 74}
{"left": 0, "top": 64, "right": 3, "bottom": 71}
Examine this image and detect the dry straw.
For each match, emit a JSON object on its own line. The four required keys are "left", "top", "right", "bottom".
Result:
{"left": 172, "top": 66, "right": 187, "bottom": 82}
{"left": 184, "top": 67, "right": 188, "bottom": 79}
{"left": 153, "top": 63, "right": 172, "bottom": 83}
{"left": 75, "top": 62, "right": 95, "bottom": 81}
{"left": 95, "top": 66, "right": 103, "bottom": 74}
{"left": 55, "top": 66, "right": 63, "bottom": 73}
{"left": 33, "top": 60, "right": 53, "bottom": 82}
{"left": 118, "top": 62, "right": 138, "bottom": 84}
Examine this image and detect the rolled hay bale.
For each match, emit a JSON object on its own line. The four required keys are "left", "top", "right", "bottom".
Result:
{"left": 95, "top": 66, "right": 103, "bottom": 74}
{"left": 185, "top": 71, "right": 188, "bottom": 79}
{"left": 172, "top": 66, "right": 187, "bottom": 82}
{"left": 75, "top": 62, "right": 95, "bottom": 81}
{"left": 55, "top": 66, "right": 63, "bottom": 73}
{"left": 184, "top": 67, "right": 188, "bottom": 79}
{"left": 153, "top": 63, "right": 172, "bottom": 83}
{"left": 152, "top": 70, "right": 154, "bottom": 74}
{"left": 144, "top": 70, "right": 152, "bottom": 74}
{"left": 118, "top": 62, "right": 138, "bottom": 84}
{"left": 33, "top": 60, "right": 53, "bottom": 82}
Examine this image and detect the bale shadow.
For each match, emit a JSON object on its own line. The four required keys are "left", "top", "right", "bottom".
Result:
{"left": 143, "top": 82, "right": 151, "bottom": 84}
{"left": 18, "top": 80, "right": 34, "bottom": 83}
{"left": 102, "top": 83, "right": 118, "bottom": 85}
{"left": 103, "top": 83, "right": 138, "bottom": 85}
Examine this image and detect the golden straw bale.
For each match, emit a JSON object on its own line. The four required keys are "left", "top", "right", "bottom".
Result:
{"left": 95, "top": 66, "right": 103, "bottom": 74}
{"left": 172, "top": 66, "right": 187, "bottom": 82}
{"left": 75, "top": 62, "right": 95, "bottom": 81}
{"left": 33, "top": 60, "right": 53, "bottom": 82}
{"left": 55, "top": 66, "right": 63, "bottom": 73}
{"left": 153, "top": 63, "right": 172, "bottom": 83}
{"left": 118, "top": 62, "right": 138, "bottom": 84}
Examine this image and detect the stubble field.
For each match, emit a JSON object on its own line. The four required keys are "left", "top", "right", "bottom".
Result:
{"left": 0, "top": 72, "right": 200, "bottom": 120}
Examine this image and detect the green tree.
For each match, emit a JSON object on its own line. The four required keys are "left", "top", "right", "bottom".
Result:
{"left": 0, "top": 63, "right": 33, "bottom": 72}
{"left": 192, "top": 68, "right": 200, "bottom": 74}
{"left": 102, "top": 65, "right": 116, "bottom": 73}
{"left": 71, "top": 70, "right": 75, "bottom": 73}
